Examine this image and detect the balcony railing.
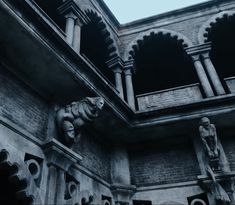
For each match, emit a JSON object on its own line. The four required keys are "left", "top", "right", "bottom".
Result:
{"left": 225, "top": 77, "right": 235, "bottom": 93}
{"left": 136, "top": 83, "right": 203, "bottom": 111}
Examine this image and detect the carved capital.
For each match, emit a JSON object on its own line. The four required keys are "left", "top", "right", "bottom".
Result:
{"left": 191, "top": 54, "right": 200, "bottom": 62}
{"left": 111, "top": 183, "right": 136, "bottom": 205}
{"left": 58, "top": 0, "right": 89, "bottom": 25}
{"left": 201, "top": 52, "right": 210, "bottom": 60}
{"left": 106, "top": 56, "right": 124, "bottom": 70}
{"left": 113, "top": 67, "right": 122, "bottom": 74}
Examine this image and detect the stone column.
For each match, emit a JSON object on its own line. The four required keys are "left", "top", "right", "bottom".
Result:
{"left": 111, "top": 146, "right": 131, "bottom": 185}
{"left": 113, "top": 67, "right": 124, "bottom": 99}
{"left": 43, "top": 139, "right": 82, "bottom": 205}
{"left": 111, "top": 146, "right": 136, "bottom": 205}
{"left": 202, "top": 52, "right": 226, "bottom": 95}
{"left": 65, "top": 12, "right": 77, "bottom": 45}
{"left": 58, "top": 1, "right": 89, "bottom": 49}
{"left": 106, "top": 57, "right": 125, "bottom": 99}
{"left": 72, "top": 18, "right": 82, "bottom": 53}
{"left": 124, "top": 60, "right": 135, "bottom": 110}
{"left": 191, "top": 55, "right": 214, "bottom": 98}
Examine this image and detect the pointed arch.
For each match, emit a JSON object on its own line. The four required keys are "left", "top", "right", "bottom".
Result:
{"left": 124, "top": 28, "right": 194, "bottom": 61}
{"left": 198, "top": 10, "right": 235, "bottom": 44}
{"left": 0, "top": 146, "right": 42, "bottom": 205}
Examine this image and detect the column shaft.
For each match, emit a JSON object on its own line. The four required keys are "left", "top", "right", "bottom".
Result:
{"left": 72, "top": 20, "right": 82, "bottom": 53}
{"left": 45, "top": 165, "right": 57, "bottom": 205}
{"left": 55, "top": 168, "right": 66, "bottom": 204}
{"left": 124, "top": 69, "right": 135, "bottom": 110}
{"left": 114, "top": 68, "right": 124, "bottom": 99}
{"left": 192, "top": 55, "right": 214, "bottom": 97}
{"left": 202, "top": 53, "right": 226, "bottom": 95}
{"left": 111, "top": 146, "right": 130, "bottom": 184}
{"left": 65, "top": 16, "right": 75, "bottom": 45}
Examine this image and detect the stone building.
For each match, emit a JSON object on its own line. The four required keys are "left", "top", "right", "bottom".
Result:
{"left": 0, "top": 0, "right": 235, "bottom": 204}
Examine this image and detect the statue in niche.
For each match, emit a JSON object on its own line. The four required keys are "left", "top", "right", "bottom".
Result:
{"left": 56, "top": 97, "right": 104, "bottom": 147}
{"left": 206, "top": 165, "right": 231, "bottom": 204}
{"left": 199, "top": 117, "right": 220, "bottom": 171}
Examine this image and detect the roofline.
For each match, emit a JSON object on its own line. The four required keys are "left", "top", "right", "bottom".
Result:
{"left": 96, "top": 0, "right": 230, "bottom": 28}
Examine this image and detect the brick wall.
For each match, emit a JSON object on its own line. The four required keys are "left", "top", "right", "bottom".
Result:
{"left": 221, "top": 136, "right": 235, "bottom": 171}
{"left": 0, "top": 65, "right": 49, "bottom": 140}
{"left": 129, "top": 140, "right": 200, "bottom": 187}
{"left": 77, "top": 132, "right": 111, "bottom": 182}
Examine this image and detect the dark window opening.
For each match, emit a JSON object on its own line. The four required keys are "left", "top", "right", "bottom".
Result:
{"left": 0, "top": 165, "right": 32, "bottom": 205}
{"left": 132, "top": 34, "right": 197, "bottom": 95}
{"left": 81, "top": 13, "right": 115, "bottom": 85}
{"left": 208, "top": 15, "right": 235, "bottom": 80}
{"left": 133, "top": 200, "right": 152, "bottom": 205}
{"left": 34, "top": 0, "right": 65, "bottom": 31}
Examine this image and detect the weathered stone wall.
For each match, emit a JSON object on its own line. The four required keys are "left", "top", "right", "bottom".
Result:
{"left": 0, "top": 64, "right": 49, "bottom": 140}
{"left": 129, "top": 141, "right": 200, "bottom": 186}
{"left": 77, "top": 132, "right": 111, "bottom": 182}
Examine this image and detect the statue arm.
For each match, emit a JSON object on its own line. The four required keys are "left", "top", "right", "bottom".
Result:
{"left": 212, "top": 124, "right": 218, "bottom": 150}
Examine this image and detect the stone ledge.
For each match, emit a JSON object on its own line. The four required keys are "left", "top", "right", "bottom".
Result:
{"left": 42, "top": 139, "right": 82, "bottom": 171}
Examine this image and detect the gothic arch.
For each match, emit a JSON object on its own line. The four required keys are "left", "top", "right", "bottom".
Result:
{"left": 0, "top": 147, "right": 42, "bottom": 205}
{"left": 82, "top": 7, "right": 119, "bottom": 58}
{"left": 198, "top": 10, "right": 235, "bottom": 44}
{"left": 124, "top": 28, "right": 194, "bottom": 61}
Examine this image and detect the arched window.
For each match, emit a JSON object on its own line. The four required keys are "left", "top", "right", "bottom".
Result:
{"left": 130, "top": 32, "right": 197, "bottom": 95}
{"left": 207, "top": 14, "right": 235, "bottom": 81}
{"left": 80, "top": 11, "right": 115, "bottom": 85}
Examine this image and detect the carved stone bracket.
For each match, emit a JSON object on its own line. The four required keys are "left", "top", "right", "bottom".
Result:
{"left": 42, "top": 139, "right": 82, "bottom": 171}
{"left": 56, "top": 97, "right": 104, "bottom": 147}
{"left": 198, "top": 172, "right": 235, "bottom": 205}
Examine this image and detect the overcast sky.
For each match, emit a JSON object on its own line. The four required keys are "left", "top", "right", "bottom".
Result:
{"left": 103, "top": 0, "right": 209, "bottom": 24}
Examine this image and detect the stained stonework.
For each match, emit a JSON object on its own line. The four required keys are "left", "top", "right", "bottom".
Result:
{"left": 0, "top": 0, "right": 235, "bottom": 204}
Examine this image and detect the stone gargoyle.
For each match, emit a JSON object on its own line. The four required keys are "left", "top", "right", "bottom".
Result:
{"left": 56, "top": 97, "right": 104, "bottom": 147}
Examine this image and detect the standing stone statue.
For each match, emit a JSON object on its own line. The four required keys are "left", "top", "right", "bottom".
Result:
{"left": 56, "top": 97, "right": 104, "bottom": 147}
{"left": 199, "top": 117, "right": 220, "bottom": 159}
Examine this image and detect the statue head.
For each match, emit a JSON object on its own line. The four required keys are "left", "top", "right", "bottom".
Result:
{"left": 86, "top": 97, "right": 105, "bottom": 111}
{"left": 201, "top": 117, "right": 210, "bottom": 127}
{"left": 62, "top": 121, "right": 75, "bottom": 141}
{"left": 95, "top": 97, "right": 104, "bottom": 110}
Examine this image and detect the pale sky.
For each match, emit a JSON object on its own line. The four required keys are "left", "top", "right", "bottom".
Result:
{"left": 103, "top": 0, "right": 210, "bottom": 24}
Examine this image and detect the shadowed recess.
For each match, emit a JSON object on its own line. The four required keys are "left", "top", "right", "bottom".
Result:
{"left": 131, "top": 33, "right": 197, "bottom": 95}
{"left": 81, "top": 11, "right": 115, "bottom": 85}
{"left": 34, "top": 0, "right": 65, "bottom": 31}
{"left": 207, "top": 14, "right": 235, "bottom": 81}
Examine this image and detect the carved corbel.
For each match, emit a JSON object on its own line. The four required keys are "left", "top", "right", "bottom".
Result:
{"left": 56, "top": 97, "right": 104, "bottom": 147}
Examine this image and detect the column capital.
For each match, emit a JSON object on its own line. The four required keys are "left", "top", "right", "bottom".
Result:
{"left": 106, "top": 56, "right": 124, "bottom": 70}
{"left": 185, "top": 42, "right": 212, "bottom": 56}
{"left": 123, "top": 59, "right": 134, "bottom": 75}
{"left": 58, "top": 0, "right": 89, "bottom": 25}
{"left": 191, "top": 54, "right": 200, "bottom": 62}
{"left": 113, "top": 67, "right": 122, "bottom": 74}
{"left": 201, "top": 52, "right": 210, "bottom": 59}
